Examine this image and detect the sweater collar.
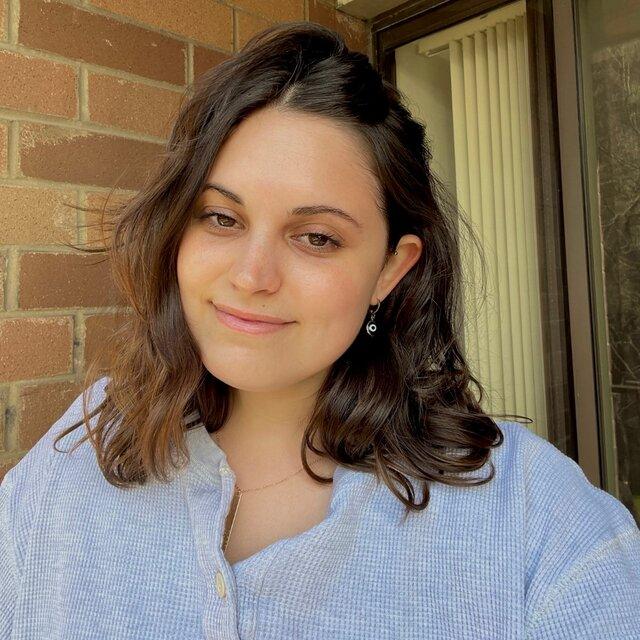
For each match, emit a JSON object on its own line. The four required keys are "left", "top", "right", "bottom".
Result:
{"left": 183, "top": 415, "right": 363, "bottom": 491}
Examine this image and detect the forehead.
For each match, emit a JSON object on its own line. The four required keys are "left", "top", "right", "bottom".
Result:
{"left": 202, "top": 107, "right": 381, "bottom": 215}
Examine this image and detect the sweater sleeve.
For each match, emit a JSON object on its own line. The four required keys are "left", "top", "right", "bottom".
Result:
{"left": 526, "top": 527, "right": 640, "bottom": 638}
{"left": 0, "top": 376, "right": 110, "bottom": 639}
{"left": 518, "top": 423, "right": 640, "bottom": 638}
{"left": 0, "top": 473, "right": 18, "bottom": 639}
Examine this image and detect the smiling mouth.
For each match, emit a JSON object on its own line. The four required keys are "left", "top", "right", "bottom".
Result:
{"left": 213, "top": 305, "right": 294, "bottom": 335}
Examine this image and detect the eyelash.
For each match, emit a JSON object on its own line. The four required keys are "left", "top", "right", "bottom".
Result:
{"left": 200, "top": 210, "right": 344, "bottom": 252}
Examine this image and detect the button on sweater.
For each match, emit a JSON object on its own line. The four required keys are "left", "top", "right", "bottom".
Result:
{"left": 1, "top": 376, "right": 639, "bottom": 639}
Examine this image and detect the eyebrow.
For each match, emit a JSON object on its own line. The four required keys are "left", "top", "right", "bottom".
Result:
{"left": 203, "top": 182, "right": 363, "bottom": 230}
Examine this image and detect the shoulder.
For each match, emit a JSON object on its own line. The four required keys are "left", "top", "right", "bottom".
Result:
{"left": 511, "top": 419, "right": 635, "bottom": 533}
{"left": 0, "top": 376, "right": 111, "bottom": 568}
{"left": 496, "top": 419, "right": 636, "bottom": 543}
{"left": 496, "top": 420, "right": 640, "bottom": 631}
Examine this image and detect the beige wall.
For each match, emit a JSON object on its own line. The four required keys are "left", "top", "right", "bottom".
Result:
{"left": 0, "top": 0, "right": 369, "bottom": 480}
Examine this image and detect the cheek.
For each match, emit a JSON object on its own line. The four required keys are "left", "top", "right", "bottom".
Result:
{"left": 176, "top": 231, "right": 213, "bottom": 328}
{"left": 291, "top": 277, "right": 368, "bottom": 376}
{"left": 300, "top": 267, "right": 370, "bottom": 345}
{"left": 177, "top": 230, "right": 211, "bottom": 295}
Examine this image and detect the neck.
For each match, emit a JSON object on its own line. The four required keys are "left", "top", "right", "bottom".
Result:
{"left": 214, "top": 369, "right": 335, "bottom": 480}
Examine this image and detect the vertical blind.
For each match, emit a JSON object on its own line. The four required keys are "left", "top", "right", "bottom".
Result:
{"left": 421, "top": 4, "right": 547, "bottom": 434}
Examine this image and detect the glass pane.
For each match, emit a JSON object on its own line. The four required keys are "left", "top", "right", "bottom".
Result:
{"left": 576, "top": 0, "right": 640, "bottom": 524}
{"left": 393, "top": 0, "right": 550, "bottom": 439}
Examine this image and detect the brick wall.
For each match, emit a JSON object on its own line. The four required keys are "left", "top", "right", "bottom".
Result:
{"left": 0, "top": 0, "right": 369, "bottom": 480}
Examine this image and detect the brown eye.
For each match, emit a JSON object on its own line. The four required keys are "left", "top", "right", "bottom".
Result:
{"left": 199, "top": 211, "right": 343, "bottom": 254}
{"left": 296, "top": 232, "right": 343, "bottom": 252}
{"left": 202, "top": 211, "right": 237, "bottom": 228}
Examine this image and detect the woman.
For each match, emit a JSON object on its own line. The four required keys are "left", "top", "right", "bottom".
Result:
{"left": 1, "top": 21, "right": 638, "bottom": 640}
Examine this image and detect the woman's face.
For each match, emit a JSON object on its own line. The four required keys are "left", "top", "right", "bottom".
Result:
{"left": 177, "top": 106, "right": 421, "bottom": 392}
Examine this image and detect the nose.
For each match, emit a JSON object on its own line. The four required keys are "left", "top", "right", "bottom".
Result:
{"left": 227, "top": 239, "right": 282, "bottom": 294}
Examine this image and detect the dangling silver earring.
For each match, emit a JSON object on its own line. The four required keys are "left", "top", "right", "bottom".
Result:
{"left": 366, "top": 299, "right": 381, "bottom": 337}
{"left": 366, "top": 249, "right": 397, "bottom": 337}
{"left": 366, "top": 250, "right": 398, "bottom": 336}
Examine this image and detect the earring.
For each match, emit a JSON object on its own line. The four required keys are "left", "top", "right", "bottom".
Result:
{"left": 366, "top": 249, "right": 396, "bottom": 337}
{"left": 366, "top": 299, "right": 381, "bottom": 337}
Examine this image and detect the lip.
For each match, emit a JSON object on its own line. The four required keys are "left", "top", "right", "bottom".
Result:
{"left": 213, "top": 303, "right": 291, "bottom": 324}
{"left": 212, "top": 304, "right": 294, "bottom": 335}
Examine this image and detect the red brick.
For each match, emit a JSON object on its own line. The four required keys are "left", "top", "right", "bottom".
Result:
{"left": 19, "top": 0, "right": 186, "bottom": 85}
{"left": 193, "top": 46, "right": 231, "bottom": 80}
{"left": 0, "top": 185, "right": 77, "bottom": 245}
{"left": 19, "top": 251, "right": 123, "bottom": 309}
{"left": 0, "top": 50, "right": 77, "bottom": 118}
{"left": 89, "top": 0, "right": 233, "bottom": 50}
{"left": 236, "top": 11, "right": 273, "bottom": 51}
{"left": 17, "top": 378, "right": 84, "bottom": 449}
{"left": 19, "top": 122, "right": 163, "bottom": 190}
{"left": 88, "top": 73, "right": 184, "bottom": 138}
{"left": 233, "top": 0, "right": 304, "bottom": 22}
{"left": 0, "top": 316, "right": 74, "bottom": 383}
{"left": 308, "top": 1, "right": 369, "bottom": 55}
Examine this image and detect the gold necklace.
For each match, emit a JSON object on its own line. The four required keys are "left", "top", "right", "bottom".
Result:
{"left": 213, "top": 433, "right": 307, "bottom": 552}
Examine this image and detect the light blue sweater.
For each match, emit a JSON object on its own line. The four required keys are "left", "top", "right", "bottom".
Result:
{"left": 1, "top": 376, "right": 639, "bottom": 639}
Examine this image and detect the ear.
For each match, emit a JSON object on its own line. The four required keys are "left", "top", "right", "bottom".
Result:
{"left": 371, "top": 234, "right": 423, "bottom": 305}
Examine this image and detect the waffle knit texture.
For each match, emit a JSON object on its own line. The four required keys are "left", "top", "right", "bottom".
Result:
{"left": 1, "top": 376, "right": 639, "bottom": 639}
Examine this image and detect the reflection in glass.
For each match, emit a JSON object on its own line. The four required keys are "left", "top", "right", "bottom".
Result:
{"left": 577, "top": 0, "right": 640, "bottom": 524}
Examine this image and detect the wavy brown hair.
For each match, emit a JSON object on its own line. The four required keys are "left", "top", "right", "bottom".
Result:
{"left": 54, "top": 21, "right": 530, "bottom": 518}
